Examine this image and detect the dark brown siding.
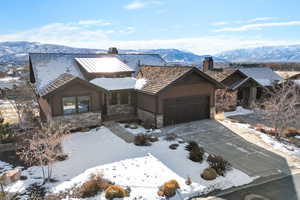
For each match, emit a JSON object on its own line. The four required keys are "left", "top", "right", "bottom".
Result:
{"left": 137, "top": 92, "right": 156, "bottom": 113}
{"left": 222, "top": 72, "right": 245, "bottom": 87}
{"left": 49, "top": 80, "right": 103, "bottom": 116}
{"left": 158, "top": 76, "right": 215, "bottom": 114}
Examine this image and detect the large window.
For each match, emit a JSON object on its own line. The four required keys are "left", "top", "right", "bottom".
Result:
{"left": 120, "top": 92, "right": 129, "bottom": 104}
{"left": 63, "top": 96, "right": 90, "bottom": 115}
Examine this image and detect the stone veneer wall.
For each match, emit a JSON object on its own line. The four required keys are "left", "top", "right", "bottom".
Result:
{"left": 52, "top": 112, "right": 101, "bottom": 130}
{"left": 107, "top": 104, "right": 135, "bottom": 116}
{"left": 137, "top": 108, "right": 164, "bottom": 128}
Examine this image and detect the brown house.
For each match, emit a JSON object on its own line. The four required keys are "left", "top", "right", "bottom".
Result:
{"left": 29, "top": 51, "right": 223, "bottom": 129}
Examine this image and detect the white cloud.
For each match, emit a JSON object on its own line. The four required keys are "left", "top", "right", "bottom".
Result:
{"left": 124, "top": 0, "right": 163, "bottom": 10}
{"left": 77, "top": 19, "right": 111, "bottom": 26}
{"left": 212, "top": 17, "right": 275, "bottom": 26}
{"left": 215, "top": 21, "right": 300, "bottom": 32}
{"left": 0, "top": 21, "right": 299, "bottom": 55}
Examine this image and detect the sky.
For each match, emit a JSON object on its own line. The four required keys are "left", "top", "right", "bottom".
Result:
{"left": 1, "top": 0, "right": 300, "bottom": 55}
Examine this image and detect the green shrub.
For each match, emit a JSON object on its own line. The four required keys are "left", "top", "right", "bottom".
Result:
{"left": 185, "top": 141, "right": 199, "bottom": 152}
{"left": 189, "top": 148, "right": 204, "bottom": 162}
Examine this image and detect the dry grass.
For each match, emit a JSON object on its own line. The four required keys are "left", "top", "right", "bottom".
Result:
{"left": 105, "top": 185, "right": 129, "bottom": 200}
{"left": 158, "top": 180, "right": 180, "bottom": 198}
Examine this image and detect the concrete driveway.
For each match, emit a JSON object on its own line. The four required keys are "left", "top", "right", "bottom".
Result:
{"left": 162, "top": 119, "right": 292, "bottom": 178}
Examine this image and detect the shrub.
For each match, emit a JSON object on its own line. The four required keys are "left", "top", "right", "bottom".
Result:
{"left": 201, "top": 168, "right": 218, "bottom": 181}
{"left": 164, "top": 133, "right": 177, "bottom": 141}
{"left": 134, "top": 134, "right": 151, "bottom": 146}
{"left": 105, "top": 185, "right": 129, "bottom": 200}
{"left": 207, "top": 155, "right": 231, "bottom": 176}
{"left": 78, "top": 174, "right": 110, "bottom": 198}
{"left": 282, "top": 128, "right": 297, "bottom": 137}
{"left": 185, "top": 141, "right": 199, "bottom": 152}
{"left": 189, "top": 148, "right": 204, "bottom": 162}
{"left": 169, "top": 144, "right": 179, "bottom": 150}
{"left": 185, "top": 176, "right": 192, "bottom": 185}
{"left": 157, "top": 180, "right": 180, "bottom": 198}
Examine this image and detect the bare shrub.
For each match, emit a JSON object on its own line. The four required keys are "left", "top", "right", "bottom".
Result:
{"left": 17, "top": 123, "right": 70, "bottom": 183}
{"left": 216, "top": 89, "right": 237, "bottom": 113}
{"left": 207, "top": 155, "right": 231, "bottom": 176}
{"left": 254, "top": 82, "right": 300, "bottom": 138}
{"left": 164, "top": 133, "right": 177, "bottom": 141}
{"left": 134, "top": 134, "right": 151, "bottom": 146}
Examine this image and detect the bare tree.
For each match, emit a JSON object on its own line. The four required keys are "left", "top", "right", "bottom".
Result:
{"left": 18, "top": 123, "right": 70, "bottom": 183}
{"left": 7, "top": 81, "right": 39, "bottom": 128}
{"left": 254, "top": 82, "right": 300, "bottom": 138}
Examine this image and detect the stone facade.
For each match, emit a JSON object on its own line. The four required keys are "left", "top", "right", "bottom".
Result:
{"left": 137, "top": 109, "right": 164, "bottom": 128}
{"left": 107, "top": 104, "right": 135, "bottom": 116}
{"left": 52, "top": 112, "right": 101, "bottom": 130}
{"left": 156, "top": 114, "right": 164, "bottom": 128}
{"left": 210, "top": 106, "right": 216, "bottom": 119}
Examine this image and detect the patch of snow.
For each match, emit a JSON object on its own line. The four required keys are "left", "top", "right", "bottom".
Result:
{"left": 224, "top": 106, "right": 253, "bottom": 117}
{"left": 0, "top": 160, "right": 13, "bottom": 175}
{"left": 0, "top": 77, "right": 20, "bottom": 82}
{"left": 120, "top": 123, "right": 161, "bottom": 135}
{"left": 90, "top": 77, "right": 136, "bottom": 91}
{"left": 135, "top": 78, "right": 147, "bottom": 90}
{"left": 226, "top": 120, "right": 300, "bottom": 158}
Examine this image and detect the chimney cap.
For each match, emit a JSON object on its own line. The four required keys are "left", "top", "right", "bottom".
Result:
{"left": 108, "top": 47, "right": 118, "bottom": 54}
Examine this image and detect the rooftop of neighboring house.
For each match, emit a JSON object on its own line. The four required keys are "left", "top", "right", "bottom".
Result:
{"left": 29, "top": 49, "right": 166, "bottom": 95}
{"left": 238, "top": 67, "right": 283, "bottom": 86}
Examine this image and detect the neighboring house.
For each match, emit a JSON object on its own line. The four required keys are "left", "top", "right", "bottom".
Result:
{"left": 29, "top": 50, "right": 223, "bottom": 128}
{"left": 221, "top": 67, "right": 283, "bottom": 107}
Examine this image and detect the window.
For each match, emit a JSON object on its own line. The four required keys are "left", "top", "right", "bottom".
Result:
{"left": 62, "top": 96, "right": 90, "bottom": 115}
{"left": 111, "top": 93, "right": 118, "bottom": 105}
{"left": 63, "top": 97, "right": 76, "bottom": 115}
{"left": 120, "top": 92, "right": 129, "bottom": 104}
{"left": 78, "top": 96, "right": 90, "bottom": 113}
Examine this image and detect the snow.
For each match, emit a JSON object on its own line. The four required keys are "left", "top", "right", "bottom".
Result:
{"left": 4, "top": 126, "right": 254, "bottom": 199}
{"left": 0, "top": 77, "right": 19, "bottom": 82}
{"left": 90, "top": 77, "right": 136, "bottom": 91}
{"left": 135, "top": 78, "right": 147, "bottom": 90}
{"left": 225, "top": 120, "right": 300, "bottom": 158}
{"left": 120, "top": 123, "right": 161, "bottom": 135}
{"left": 0, "top": 160, "right": 13, "bottom": 175}
{"left": 224, "top": 106, "right": 253, "bottom": 117}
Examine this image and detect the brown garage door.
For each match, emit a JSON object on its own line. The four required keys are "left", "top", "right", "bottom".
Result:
{"left": 163, "top": 95, "right": 210, "bottom": 126}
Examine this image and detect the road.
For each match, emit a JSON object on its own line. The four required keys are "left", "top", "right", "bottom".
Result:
{"left": 218, "top": 173, "right": 300, "bottom": 200}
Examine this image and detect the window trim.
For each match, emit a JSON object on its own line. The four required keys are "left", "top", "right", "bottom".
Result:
{"left": 110, "top": 92, "right": 118, "bottom": 105}
{"left": 62, "top": 95, "right": 92, "bottom": 115}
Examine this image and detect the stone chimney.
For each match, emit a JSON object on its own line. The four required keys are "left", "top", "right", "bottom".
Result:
{"left": 203, "top": 57, "right": 214, "bottom": 72}
{"left": 107, "top": 47, "right": 118, "bottom": 54}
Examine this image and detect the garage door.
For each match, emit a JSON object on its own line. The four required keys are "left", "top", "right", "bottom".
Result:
{"left": 163, "top": 95, "right": 210, "bottom": 126}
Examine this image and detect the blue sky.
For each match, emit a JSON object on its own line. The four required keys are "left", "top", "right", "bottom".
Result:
{"left": 1, "top": 0, "right": 300, "bottom": 54}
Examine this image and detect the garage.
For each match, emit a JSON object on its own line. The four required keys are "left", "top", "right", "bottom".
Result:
{"left": 163, "top": 95, "right": 210, "bottom": 126}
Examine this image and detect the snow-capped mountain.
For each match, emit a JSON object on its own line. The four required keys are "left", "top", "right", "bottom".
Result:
{"left": 0, "top": 41, "right": 225, "bottom": 68}
{"left": 217, "top": 45, "right": 300, "bottom": 62}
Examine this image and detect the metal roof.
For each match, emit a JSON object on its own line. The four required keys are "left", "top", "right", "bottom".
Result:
{"left": 75, "top": 57, "right": 134, "bottom": 73}
{"left": 239, "top": 67, "right": 283, "bottom": 86}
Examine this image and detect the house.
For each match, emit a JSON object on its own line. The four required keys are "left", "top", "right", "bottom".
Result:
{"left": 221, "top": 67, "right": 283, "bottom": 107}
{"left": 29, "top": 50, "right": 223, "bottom": 128}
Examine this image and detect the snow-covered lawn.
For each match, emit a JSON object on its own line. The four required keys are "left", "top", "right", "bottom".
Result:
{"left": 224, "top": 106, "right": 253, "bottom": 117}
{"left": 3, "top": 126, "right": 254, "bottom": 199}
{"left": 120, "top": 123, "right": 161, "bottom": 135}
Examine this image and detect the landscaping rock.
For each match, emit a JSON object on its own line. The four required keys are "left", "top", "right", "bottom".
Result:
{"left": 169, "top": 144, "right": 179, "bottom": 150}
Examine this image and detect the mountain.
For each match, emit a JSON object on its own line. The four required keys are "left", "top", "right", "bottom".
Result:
{"left": 0, "top": 41, "right": 225, "bottom": 68}
{"left": 217, "top": 45, "right": 300, "bottom": 62}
